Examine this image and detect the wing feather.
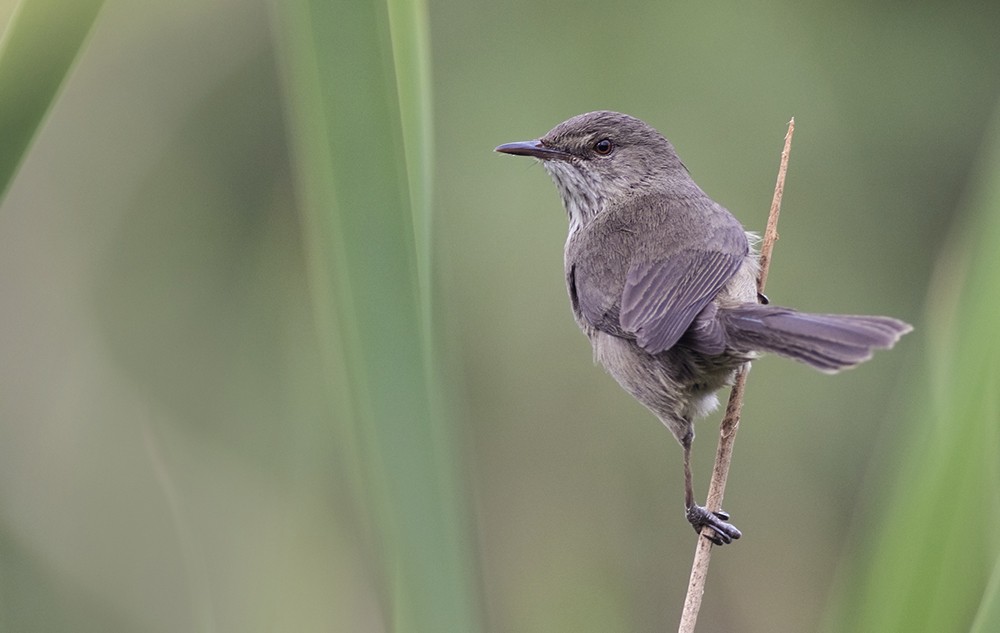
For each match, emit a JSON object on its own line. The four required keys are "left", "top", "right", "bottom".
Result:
{"left": 620, "top": 249, "right": 743, "bottom": 354}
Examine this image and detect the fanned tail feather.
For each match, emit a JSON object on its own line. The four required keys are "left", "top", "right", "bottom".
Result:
{"left": 720, "top": 304, "right": 912, "bottom": 373}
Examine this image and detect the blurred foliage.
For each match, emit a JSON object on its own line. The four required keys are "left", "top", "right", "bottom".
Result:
{"left": 971, "top": 557, "right": 1000, "bottom": 633}
{"left": 272, "top": 0, "right": 480, "bottom": 631}
{"left": 0, "top": 0, "right": 998, "bottom": 632}
{"left": 0, "top": 0, "right": 104, "bottom": 197}
{"left": 823, "top": 102, "right": 1000, "bottom": 633}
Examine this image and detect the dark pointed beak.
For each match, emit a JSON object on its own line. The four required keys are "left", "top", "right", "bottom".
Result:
{"left": 495, "top": 140, "right": 570, "bottom": 161}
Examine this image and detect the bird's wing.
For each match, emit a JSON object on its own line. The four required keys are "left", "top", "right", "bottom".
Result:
{"left": 571, "top": 264, "right": 628, "bottom": 338}
{"left": 619, "top": 248, "right": 744, "bottom": 355}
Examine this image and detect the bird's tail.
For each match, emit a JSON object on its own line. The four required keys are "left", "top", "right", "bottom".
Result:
{"left": 720, "top": 304, "right": 912, "bottom": 373}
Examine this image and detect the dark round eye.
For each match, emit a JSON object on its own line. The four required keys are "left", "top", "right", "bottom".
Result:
{"left": 593, "top": 138, "right": 614, "bottom": 155}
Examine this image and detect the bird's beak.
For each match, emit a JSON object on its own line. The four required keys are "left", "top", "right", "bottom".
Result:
{"left": 495, "top": 140, "right": 570, "bottom": 161}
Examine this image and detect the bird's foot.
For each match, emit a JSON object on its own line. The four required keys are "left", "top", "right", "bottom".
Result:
{"left": 686, "top": 505, "right": 742, "bottom": 546}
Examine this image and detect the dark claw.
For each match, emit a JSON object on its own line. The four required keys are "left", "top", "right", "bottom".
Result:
{"left": 686, "top": 505, "right": 742, "bottom": 545}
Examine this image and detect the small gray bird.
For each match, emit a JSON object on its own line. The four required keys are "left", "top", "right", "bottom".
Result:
{"left": 496, "top": 111, "right": 911, "bottom": 545}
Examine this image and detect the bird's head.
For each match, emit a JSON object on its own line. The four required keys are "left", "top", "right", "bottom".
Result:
{"left": 496, "top": 111, "right": 689, "bottom": 232}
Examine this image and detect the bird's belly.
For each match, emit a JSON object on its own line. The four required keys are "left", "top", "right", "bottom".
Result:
{"left": 588, "top": 330, "right": 747, "bottom": 443}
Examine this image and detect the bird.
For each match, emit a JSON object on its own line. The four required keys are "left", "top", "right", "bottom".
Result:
{"left": 495, "top": 111, "right": 912, "bottom": 544}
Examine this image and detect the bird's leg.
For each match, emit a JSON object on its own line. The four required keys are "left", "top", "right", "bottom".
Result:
{"left": 682, "top": 430, "right": 742, "bottom": 545}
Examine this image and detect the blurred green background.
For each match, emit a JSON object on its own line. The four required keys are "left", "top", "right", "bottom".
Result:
{"left": 1, "top": 0, "right": 998, "bottom": 632}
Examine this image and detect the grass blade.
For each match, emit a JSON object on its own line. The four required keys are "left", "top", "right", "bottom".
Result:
{"left": 825, "top": 99, "right": 1000, "bottom": 633}
{"left": 0, "top": 0, "right": 105, "bottom": 200}
{"left": 271, "top": 1, "right": 482, "bottom": 631}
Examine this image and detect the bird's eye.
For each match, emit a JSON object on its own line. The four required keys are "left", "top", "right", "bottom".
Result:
{"left": 593, "top": 138, "right": 614, "bottom": 155}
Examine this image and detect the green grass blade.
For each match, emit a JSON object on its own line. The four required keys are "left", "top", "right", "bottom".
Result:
{"left": 825, "top": 100, "right": 1000, "bottom": 632}
{"left": 386, "top": 0, "right": 434, "bottom": 323}
{"left": 970, "top": 554, "right": 1000, "bottom": 633}
{"left": 0, "top": 0, "right": 105, "bottom": 200}
{"left": 270, "top": 1, "right": 482, "bottom": 631}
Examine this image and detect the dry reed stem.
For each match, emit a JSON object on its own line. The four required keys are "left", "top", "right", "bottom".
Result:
{"left": 678, "top": 117, "right": 795, "bottom": 633}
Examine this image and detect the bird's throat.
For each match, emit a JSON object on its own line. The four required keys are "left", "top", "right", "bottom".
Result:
{"left": 543, "top": 161, "right": 605, "bottom": 236}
